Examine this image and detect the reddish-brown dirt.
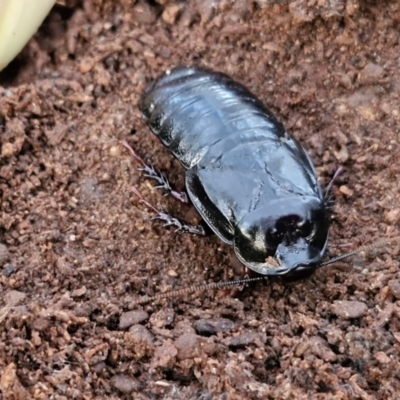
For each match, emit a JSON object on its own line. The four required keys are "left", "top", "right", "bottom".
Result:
{"left": 1, "top": 1, "right": 400, "bottom": 398}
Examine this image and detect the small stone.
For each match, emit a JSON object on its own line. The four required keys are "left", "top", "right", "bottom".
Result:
{"left": 339, "top": 185, "right": 354, "bottom": 197}
{"left": 109, "top": 145, "right": 121, "bottom": 157}
{"left": 71, "top": 286, "right": 86, "bottom": 297}
{"left": 228, "top": 332, "right": 265, "bottom": 348}
{"left": 262, "top": 42, "right": 285, "bottom": 54}
{"left": 31, "top": 317, "right": 50, "bottom": 332}
{"left": 119, "top": 310, "right": 149, "bottom": 329}
{"left": 359, "top": 63, "right": 385, "bottom": 85}
{"left": 149, "top": 308, "right": 174, "bottom": 328}
{"left": 107, "top": 349, "right": 119, "bottom": 366}
{"left": 194, "top": 318, "right": 235, "bottom": 335}
{"left": 174, "top": 333, "right": 200, "bottom": 360}
{"left": 326, "top": 329, "right": 344, "bottom": 345}
{"left": 92, "top": 362, "right": 106, "bottom": 374}
{"left": 132, "top": 3, "right": 157, "bottom": 25}
{"left": 1, "top": 143, "right": 15, "bottom": 158}
{"left": 5, "top": 290, "right": 26, "bottom": 306}
{"left": 374, "top": 351, "right": 391, "bottom": 364}
{"left": 0, "top": 244, "right": 9, "bottom": 265}
{"left": 162, "top": 3, "right": 182, "bottom": 24}
{"left": 0, "top": 363, "right": 29, "bottom": 397}
{"left": 309, "top": 336, "right": 338, "bottom": 362}
{"left": 331, "top": 300, "right": 368, "bottom": 319}
{"left": 31, "top": 331, "right": 42, "bottom": 346}
{"left": 129, "top": 324, "right": 154, "bottom": 346}
{"left": 357, "top": 104, "right": 381, "bottom": 121}
{"left": 2, "top": 264, "right": 17, "bottom": 277}
{"left": 385, "top": 209, "right": 400, "bottom": 224}
{"left": 333, "top": 146, "right": 349, "bottom": 163}
{"left": 111, "top": 374, "right": 140, "bottom": 394}
{"left": 79, "top": 57, "right": 95, "bottom": 74}
{"left": 388, "top": 280, "right": 400, "bottom": 299}
{"left": 152, "top": 339, "right": 178, "bottom": 368}
{"left": 339, "top": 72, "right": 354, "bottom": 89}
{"left": 174, "top": 333, "right": 216, "bottom": 360}
{"left": 346, "top": 88, "right": 377, "bottom": 110}
{"left": 171, "top": 320, "right": 196, "bottom": 337}
{"left": 294, "top": 340, "right": 310, "bottom": 357}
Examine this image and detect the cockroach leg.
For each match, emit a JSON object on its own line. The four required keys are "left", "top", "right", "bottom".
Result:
{"left": 121, "top": 140, "right": 188, "bottom": 203}
{"left": 129, "top": 186, "right": 205, "bottom": 236}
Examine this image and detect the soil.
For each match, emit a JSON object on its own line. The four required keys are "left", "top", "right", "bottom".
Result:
{"left": 1, "top": 0, "right": 400, "bottom": 399}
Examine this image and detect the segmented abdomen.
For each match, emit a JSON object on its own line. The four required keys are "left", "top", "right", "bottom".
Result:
{"left": 139, "top": 67, "right": 286, "bottom": 170}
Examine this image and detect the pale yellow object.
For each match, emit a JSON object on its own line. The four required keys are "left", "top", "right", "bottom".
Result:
{"left": 0, "top": 0, "right": 56, "bottom": 71}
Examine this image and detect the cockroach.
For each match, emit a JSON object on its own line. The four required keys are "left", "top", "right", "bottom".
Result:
{"left": 123, "top": 67, "right": 395, "bottom": 305}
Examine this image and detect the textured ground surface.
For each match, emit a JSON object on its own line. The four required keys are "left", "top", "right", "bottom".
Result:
{"left": 1, "top": 0, "right": 400, "bottom": 399}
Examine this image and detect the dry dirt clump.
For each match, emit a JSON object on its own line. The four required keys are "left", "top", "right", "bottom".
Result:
{"left": 1, "top": 0, "right": 400, "bottom": 398}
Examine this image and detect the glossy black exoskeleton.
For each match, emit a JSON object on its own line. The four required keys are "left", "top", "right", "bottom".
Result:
{"left": 138, "top": 67, "right": 330, "bottom": 278}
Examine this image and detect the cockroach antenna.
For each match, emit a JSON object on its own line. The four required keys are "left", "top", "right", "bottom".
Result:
{"left": 320, "top": 237, "right": 395, "bottom": 267}
{"left": 130, "top": 276, "right": 267, "bottom": 306}
{"left": 130, "top": 236, "right": 398, "bottom": 307}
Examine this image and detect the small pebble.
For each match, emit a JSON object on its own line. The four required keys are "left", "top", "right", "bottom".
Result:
{"left": 2, "top": 264, "right": 17, "bottom": 277}
{"left": 174, "top": 333, "right": 201, "bottom": 360}
{"left": 359, "top": 62, "right": 385, "bottom": 85}
{"left": 339, "top": 185, "right": 354, "bottom": 197}
{"left": 119, "top": 310, "right": 149, "bottom": 329}
{"left": 109, "top": 145, "right": 120, "bottom": 157}
{"left": 5, "top": 290, "right": 26, "bottom": 306}
{"left": 385, "top": 209, "right": 400, "bottom": 224}
{"left": 228, "top": 332, "right": 264, "bottom": 348}
{"left": 309, "top": 336, "right": 338, "bottom": 362}
{"left": 111, "top": 374, "right": 140, "bottom": 394}
{"left": 0, "top": 244, "right": 9, "bottom": 265}
{"left": 331, "top": 300, "right": 368, "bottom": 319}
{"left": 132, "top": 3, "right": 157, "bottom": 25}
{"left": 333, "top": 146, "right": 349, "bottom": 163}
{"left": 71, "top": 286, "right": 87, "bottom": 297}
{"left": 92, "top": 362, "right": 106, "bottom": 374}
{"left": 174, "top": 333, "right": 216, "bottom": 360}
{"left": 149, "top": 308, "right": 174, "bottom": 328}
{"left": 388, "top": 280, "right": 400, "bottom": 300}
{"left": 374, "top": 351, "right": 391, "bottom": 364}
{"left": 129, "top": 324, "right": 154, "bottom": 346}
{"left": 152, "top": 340, "right": 178, "bottom": 368}
{"left": 194, "top": 318, "right": 235, "bottom": 335}
{"left": 1, "top": 143, "right": 15, "bottom": 158}
{"left": 162, "top": 3, "right": 182, "bottom": 24}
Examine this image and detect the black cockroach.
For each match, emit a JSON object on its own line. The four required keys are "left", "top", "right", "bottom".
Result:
{"left": 139, "top": 66, "right": 329, "bottom": 276}
{"left": 123, "top": 67, "right": 395, "bottom": 305}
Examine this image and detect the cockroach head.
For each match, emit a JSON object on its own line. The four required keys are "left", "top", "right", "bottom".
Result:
{"left": 233, "top": 197, "right": 329, "bottom": 276}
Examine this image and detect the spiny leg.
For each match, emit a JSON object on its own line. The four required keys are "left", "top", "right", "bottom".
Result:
{"left": 129, "top": 186, "right": 206, "bottom": 236}
{"left": 121, "top": 140, "right": 188, "bottom": 203}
